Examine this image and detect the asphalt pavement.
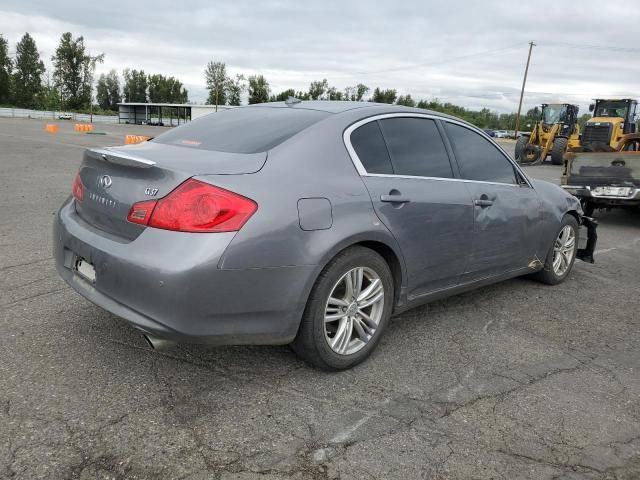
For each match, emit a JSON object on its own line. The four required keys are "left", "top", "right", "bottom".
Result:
{"left": 1, "top": 118, "right": 639, "bottom": 479}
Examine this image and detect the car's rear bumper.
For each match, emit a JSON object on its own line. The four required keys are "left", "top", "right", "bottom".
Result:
{"left": 53, "top": 199, "right": 315, "bottom": 345}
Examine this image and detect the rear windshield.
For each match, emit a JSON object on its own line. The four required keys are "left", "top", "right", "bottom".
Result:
{"left": 153, "top": 107, "right": 329, "bottom": 154}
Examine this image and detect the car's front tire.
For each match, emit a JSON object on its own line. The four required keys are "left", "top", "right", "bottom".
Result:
{"left": 291, "top": 246, "right": 394, "bottom": 370}
{"left": 532, "top": 214, "right": 579, "bottom": 285}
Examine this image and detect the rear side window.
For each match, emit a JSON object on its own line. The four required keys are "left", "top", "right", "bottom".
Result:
{"left": 153, "top": 107, "right": 329, "bottom": 154}
{"left": 350, "top": 121, "right": 393, "bottom": 174}
{"left": 445, "top": 123, "right": 517, "bottom": 184}
{"left": 379, "top": 117, "right": 453, "bottom": 178}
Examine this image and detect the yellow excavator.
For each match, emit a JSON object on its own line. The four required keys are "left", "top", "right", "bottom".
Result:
{"left": 578, "top": 98, "right": 638, "bottom": 151}
{"left": 515, "top": 103, "right": 580, "bottom": 165}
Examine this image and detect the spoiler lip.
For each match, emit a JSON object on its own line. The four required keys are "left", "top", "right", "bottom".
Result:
{"left": 88, "top": 147, "right": 157, "bottom": 168}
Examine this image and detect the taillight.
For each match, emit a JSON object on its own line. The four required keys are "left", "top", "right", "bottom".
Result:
{"left": 127, "top": 200, "right": 156, "bottom": 226}
{"left": 72, "top": 173, "right": 84, "bottom": 202}
{"left": 127, "top": 179, "right": 257, "bottom": 233}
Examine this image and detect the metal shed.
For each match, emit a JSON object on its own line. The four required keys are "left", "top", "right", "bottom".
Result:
{"left": 117, "top": 103, "right": 232, "bottom": 126}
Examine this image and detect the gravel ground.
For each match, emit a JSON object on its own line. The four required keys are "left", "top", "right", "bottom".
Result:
{"left": 1, "top": 118, "right": 639, "bottom": 479}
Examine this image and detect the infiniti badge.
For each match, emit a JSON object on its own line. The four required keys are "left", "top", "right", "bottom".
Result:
{"left": 98, "top": 174, "right": 113, "bottom": 189}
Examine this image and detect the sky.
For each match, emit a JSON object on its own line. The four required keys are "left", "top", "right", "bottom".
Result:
{"left": 1, "top": 0, "right": 639, "bottom": 113}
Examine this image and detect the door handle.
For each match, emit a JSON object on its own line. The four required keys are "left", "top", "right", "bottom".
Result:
{"left": 380, "top": 194, "right": 411, "bottom": 203}
{"left": 474, "top": 198, "right": 494, "bottom": 207}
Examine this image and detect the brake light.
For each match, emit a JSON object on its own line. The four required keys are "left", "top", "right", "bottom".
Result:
{"left": 127, "top": 179, "right": 257, "bottom": 233}
{"left": 72, "top": 173, "right": 84, "bottom": 202}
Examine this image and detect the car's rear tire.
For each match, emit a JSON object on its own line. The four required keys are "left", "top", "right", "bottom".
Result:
{"left": 291, "top": 246, "right": 394, "bottom": 370}
{"left": 532, "top": 215, "right": 579, "bottom": 285}
{"left": 551, "top": 137, "right": 568, "bottom": 165}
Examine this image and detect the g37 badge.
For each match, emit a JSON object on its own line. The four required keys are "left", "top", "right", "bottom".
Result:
{"left": 144, "top": 187, "right": 159, "bottom": 197}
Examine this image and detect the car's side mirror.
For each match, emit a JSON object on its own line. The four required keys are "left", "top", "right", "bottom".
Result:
{"left": 589, "top": 104, "right": 595, "bottom": 112}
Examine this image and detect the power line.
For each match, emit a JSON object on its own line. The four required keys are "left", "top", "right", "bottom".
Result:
{"left": 332, "top": 42, "right": 528, "bottom": 78}
{"left": 537, "top": 41, "right": 640, "bottom": 53}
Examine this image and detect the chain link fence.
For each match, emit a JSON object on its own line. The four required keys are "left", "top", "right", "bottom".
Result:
{"left": 0, "top": 107, "right": 118, "bottom": 124}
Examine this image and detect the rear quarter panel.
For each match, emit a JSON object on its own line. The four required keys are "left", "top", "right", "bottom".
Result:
{"left": 205, "top": 109, "right": 406, "bottom": 279}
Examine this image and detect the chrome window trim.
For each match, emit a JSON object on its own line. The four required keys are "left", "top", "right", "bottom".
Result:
{"left": 343, "top": 112, "right": 533, "bottom": 189}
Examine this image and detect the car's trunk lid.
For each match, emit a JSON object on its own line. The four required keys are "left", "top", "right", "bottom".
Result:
{"left": 75, "top": 142, "right": 267, "bottom": 240}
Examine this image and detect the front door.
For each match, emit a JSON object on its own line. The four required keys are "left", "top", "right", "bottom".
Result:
{"left": 442, "top": 121, "right": 542, "bottom": 280}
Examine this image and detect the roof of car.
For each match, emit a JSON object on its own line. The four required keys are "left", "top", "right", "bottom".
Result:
{"left": 249, "top": 100, "right": 458, "bottom": 120}
{"left": 247, "top": 100, "right": 373, "bottom": 113}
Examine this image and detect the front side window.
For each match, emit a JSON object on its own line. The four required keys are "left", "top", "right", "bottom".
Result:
{"left": 378, "top": 117, "right": 453, "bottom": 178}
{"left": 445, "top": 123, "right": 517, "bottom": 184}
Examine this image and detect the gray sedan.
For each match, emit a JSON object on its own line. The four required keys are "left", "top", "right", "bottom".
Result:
{"left": 53, "top": 101, "right": 596, "bottom": 370}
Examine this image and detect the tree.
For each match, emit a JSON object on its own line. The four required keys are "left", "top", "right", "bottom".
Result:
{"left": 269, "top": 88, "right": 296, "bottom": 102}
{"left": 13, "top": 33, "right": 45, "bottom": 108}
{"left": 355, "top": 84, "right": 369, "bottom": 101}
{"left": 248, "top": 74, "right": 269, "bottom": 104}
{"left": 326, "top": 87, "right": 343, "bottom": 100}
{"left": 344, "top": 83, "right": 369, "bottom": 101}
{"left": 96, "top": 69, "right": 120, "bottom": 110}
{"left": 36, "top": 78, "right": 61, "bottom": 111}
{"left": 308, "top": 79, "right": 329, "bottom": 100}
{"left": 96, "top": 73, "right": 108, "bottom": 109}
{"left": 122, "top": 69, "right": 147, "bottom": 102}
{"left": 226, "top": 74, "right": 245, "bottom": 106}
{"left": 0, "top": 34, "right": 12, "bottom": 104}
{"left": 205, "top": 61, "right": 227, "bottom": 108}
{"left": 371, "top": 88, "right": 397, "bottom": 104}
{"left": 578, "top": 113, "right": 592, "bottom": 130}
{"left": 148, "top": 74, "right": 187, "bottom": 103}
{"left": 396, "top": 94, "right": 416, "bottom": 107}
{"left": 52, "top": 32, "right": 103, "bottom": 109}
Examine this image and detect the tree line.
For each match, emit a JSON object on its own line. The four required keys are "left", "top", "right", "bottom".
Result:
{"left": 203, "top": 60, "right": 551, "bottom": 130}
{"left": 0, "top": 32, "right": 189, "bottom": 113}
{"left": 0, "top": 33, "right": 588, "bottom": 131}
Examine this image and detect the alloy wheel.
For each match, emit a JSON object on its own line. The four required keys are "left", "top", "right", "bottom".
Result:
{"left": 552, "top": 225, "right": 576, "bottom": 276}
{"left": 324, "top": 267, "right": 385, "bottom": 355}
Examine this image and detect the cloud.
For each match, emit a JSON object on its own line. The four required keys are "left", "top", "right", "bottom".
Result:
{"left": 1, "top": 0, "right": 639, "bottom": 112}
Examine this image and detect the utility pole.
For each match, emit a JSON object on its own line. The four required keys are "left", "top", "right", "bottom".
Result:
{"left": 514, "top": 41, "right": 535, "bottom": 137}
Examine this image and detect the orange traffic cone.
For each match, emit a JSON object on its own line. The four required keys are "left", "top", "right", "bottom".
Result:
{"left": 125, "top": 134, "right": 151, "bottom": 145}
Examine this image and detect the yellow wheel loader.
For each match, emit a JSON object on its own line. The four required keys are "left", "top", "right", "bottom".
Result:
{"left": 579, "top": 99, "right": 638, "bottom": 151}
{"left": 515, "top": 103, "right": 581, "bottom": 166}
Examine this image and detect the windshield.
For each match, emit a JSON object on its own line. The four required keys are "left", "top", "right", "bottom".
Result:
{"left": 542, "top": 105, "right": 565, "bottom": 124}
{"left": 153, "top": 107, "right": 330, "bottom": 153}
{"left": 594, "top": 100, "right": 629, "bottom": 118}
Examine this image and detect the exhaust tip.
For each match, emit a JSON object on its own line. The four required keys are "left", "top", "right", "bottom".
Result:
{"left": 143, "top": 334, "right": 176, "bottom": 350}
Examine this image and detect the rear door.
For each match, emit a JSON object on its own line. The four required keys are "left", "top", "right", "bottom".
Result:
{"left": 442, "top": 121, "right": 542, "bottom": 280}
{"left": 347, "top": 115, "right": 474, "bottom": 299}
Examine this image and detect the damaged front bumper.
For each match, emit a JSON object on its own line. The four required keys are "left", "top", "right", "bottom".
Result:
{"left": 576, "top": 216, "right": 597, "bottom": 264}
